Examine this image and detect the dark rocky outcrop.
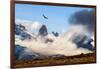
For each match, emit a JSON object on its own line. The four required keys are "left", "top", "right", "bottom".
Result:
{"left": 72, "top": 35, "right": 94, "bottom": 51}
{"left": 38, "top": 25, "right": 48, "bottom": 36}
{"left": 52, "top": 32, "right": 59, "bottom": 37}
{"left": 15, "top": 24, "right": 32, "bottom": 40}
{"left": 15, "top": 45, "right": 42, "bottom": 60}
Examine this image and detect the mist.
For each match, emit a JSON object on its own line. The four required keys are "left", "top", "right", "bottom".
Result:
{"left": 15, "top": 25, "right": 93, "bottom": 56}
{"left": 15, "top": 9, "right": 95, "bottom": 57}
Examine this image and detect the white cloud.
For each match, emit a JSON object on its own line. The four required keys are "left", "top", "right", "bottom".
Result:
{"left": 31, "top": 21, "right": 42, "bottom": 30}
{"left": 15, "top": 19, "right": 32, "bottom": 25}
{"left": 15, "top": 19, "right": 42, "bottom": 32}
{"left": 16, "top": 25, "right": 93, "bottom": 56}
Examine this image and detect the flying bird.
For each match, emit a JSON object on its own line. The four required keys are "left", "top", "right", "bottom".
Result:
{"left": 42, "top": 14, "right": 48, "bottom": 19}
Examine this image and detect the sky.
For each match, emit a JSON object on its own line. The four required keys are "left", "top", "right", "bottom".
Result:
{"left": 15, "top": 4, "right": 93, "bottom": 34}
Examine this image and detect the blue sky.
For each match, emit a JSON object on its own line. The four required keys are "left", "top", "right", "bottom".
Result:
{"left": 15, "top": 4, "right": 93, "bottom": 34}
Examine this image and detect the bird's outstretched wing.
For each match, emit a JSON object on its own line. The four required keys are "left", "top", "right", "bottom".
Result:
{"left": 43, "top": 14, "right": 48, "bottom": 19}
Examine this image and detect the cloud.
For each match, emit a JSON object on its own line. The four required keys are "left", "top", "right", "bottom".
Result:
{"left": 69, "top": 9, "right": 96, "bottom": 33}
{"left": 15, "top": 19, "right": 42, "bottom": 32}
{"left": 31, "top": 21, "right": 42, "bottom": 30}
{"left": 15, "top": 25, "right": 93, "bottom": 56}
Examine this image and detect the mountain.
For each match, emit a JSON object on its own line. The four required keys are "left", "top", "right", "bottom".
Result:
{"left": 38, "top": 25, "right": 48, "bottom": 37}
{"left": 15, "top": 23, "right": 95, "bottom": 60}
{"left": 15, "top": 45, "right": 45, "bottom": 60}
{"left": 52, "top": 32, "right": 59, "bottom": 37}
{"left": 15, "top": 45, "right": 66, "bottom": 60}
{"left": 15, "top": 45, "right": 34, "bottom": 60}
{"left": 15, "top": 24, "right": 49, "bottom": 40}
{"left": 15, "top": 24, "right": 33, "bottom": 40}
{"left": 72, "top": 35, "right": 94, "bottom": 51}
